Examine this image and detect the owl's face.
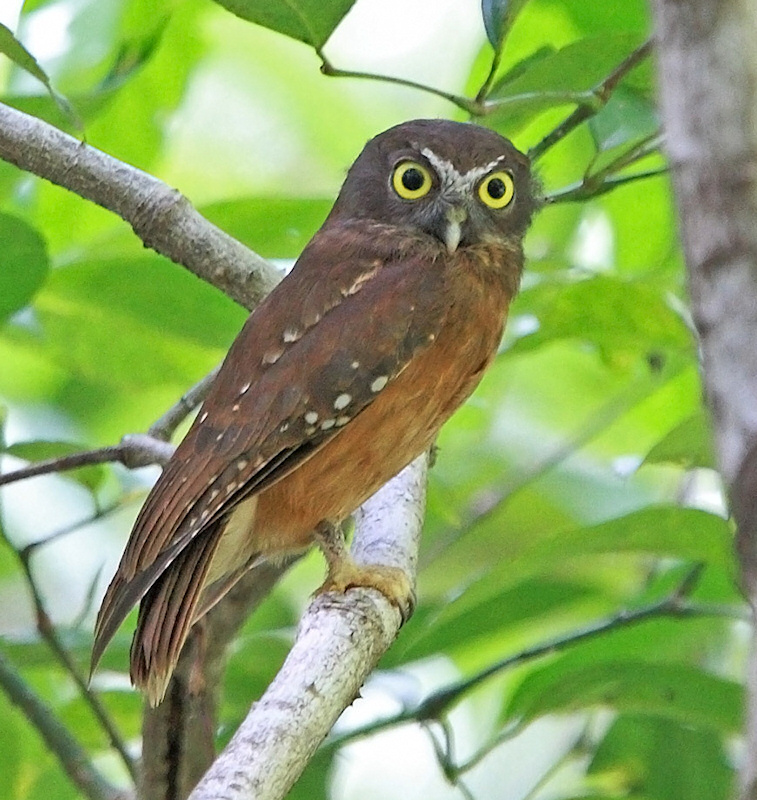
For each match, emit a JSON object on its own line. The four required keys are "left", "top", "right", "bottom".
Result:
{"left": 331, "top": 119, "right": 534, "bottom": 253}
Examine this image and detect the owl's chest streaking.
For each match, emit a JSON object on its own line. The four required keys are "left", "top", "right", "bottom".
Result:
{"left": 249, "top": 241, "right": 518, "bottom": 554}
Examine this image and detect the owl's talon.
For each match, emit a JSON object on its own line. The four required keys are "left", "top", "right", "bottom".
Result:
{"left": 317, "top": 562, "right": 416, "bottom": 624}
{"left": 314, "top": 521, "right": 415, "bottom": 624}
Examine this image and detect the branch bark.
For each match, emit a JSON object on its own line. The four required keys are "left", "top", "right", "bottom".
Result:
{"left": 0, "top": 102, "right": 281, "bottom": 311}
{"left": 650, "top": 2, "right": 757, "bottom": 796}
{"left": 189, "top": 453, "right": 428, "bottom": 800}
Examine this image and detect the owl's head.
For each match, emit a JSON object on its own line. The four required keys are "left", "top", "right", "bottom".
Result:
{"left": 331, "top": 119, "right": 535, "bottom": 253}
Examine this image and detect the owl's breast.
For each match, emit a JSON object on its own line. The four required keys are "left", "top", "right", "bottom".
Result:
{"left": 253, "top": 250, "right": 513, "bottom": 550}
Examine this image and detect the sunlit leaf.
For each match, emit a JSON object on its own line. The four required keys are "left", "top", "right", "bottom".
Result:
{"left": 642, "top": 411, "right": 716, "bottom": 470}
{"left": 209, "top": 0, "right": 357, "bottom": 48}
{"left": 0, "top": 24, "right": 76, "bottom": 121}
{"left": 0, "top": 214, "right": 49, "bottom": 323}
{"left": 481, "top": 0, "right": 531, "bottom": 49}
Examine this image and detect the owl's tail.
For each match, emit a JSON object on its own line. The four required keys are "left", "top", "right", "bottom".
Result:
{"left": 129, "top": 526, "right": 223, "bottom": 707}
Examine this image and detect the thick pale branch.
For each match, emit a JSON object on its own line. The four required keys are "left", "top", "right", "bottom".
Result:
{"left": 0, "top": 102, "right": 281, "bottom": 311}
{"left": 189, "top": 454, "right": 428, "bottom": 800}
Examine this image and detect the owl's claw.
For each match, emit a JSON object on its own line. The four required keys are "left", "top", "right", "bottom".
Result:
{"left": 314, "top": 521, "right": 416, "bottom": 624}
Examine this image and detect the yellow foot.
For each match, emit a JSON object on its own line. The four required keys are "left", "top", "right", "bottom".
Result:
{"left": 316, "top": 559, "right": 416, "bottom": 624}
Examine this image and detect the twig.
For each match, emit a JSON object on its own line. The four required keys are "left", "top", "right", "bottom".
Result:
{"left": 318, "top": 55, "right": 483, "bottom": 116}
{"left": 545, "top": 167, "right": 668, "bottom": 204}
{"left": 189, "top": 453, "right": 428, "bottom": 800}
{"left": 0, "top": 648, "right": 131, "bottom": 800}
{"left": 544, "top": 131, "right": 665, "bottom": 204}
{"left": 0, "top": 101, "right": 281, "bottom": 311}
{"left": 528, "top": 39, "right": 653, "bottom": 161}
{"left": 0, "top": 434, "right": 174, "bottom": 488}
{"left": 327, "top": 566, "right": 737, "bottom": 749}
{"left": 148, "top": 365, "right": 220, "bottom": 441}
{"left": 0, "top": 526, "right": 138, "bottom": 781}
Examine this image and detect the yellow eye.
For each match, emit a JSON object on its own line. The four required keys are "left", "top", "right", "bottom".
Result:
{"left": 478, "top": 171, "right": 515, "bottom": 209}
{"left": 392, "top": 161, "right": 433, "bottom": 200}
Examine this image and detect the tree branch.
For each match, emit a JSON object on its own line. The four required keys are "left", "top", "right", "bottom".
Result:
{"left": 0, "top": 434, "right": 175, "bottom": 488}
{"left": 0, "top": 102, "right": 281, "bottom": 311}
{"left": 189, "top": 453, "right": 428, "bottom": 800}
{"left": 0, "top": 648, "right": 131, "bottom": 800}
{"left": 649, "top": 3, "right": 757, "bottom": 795}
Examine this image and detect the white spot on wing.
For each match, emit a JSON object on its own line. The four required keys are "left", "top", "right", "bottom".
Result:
{"left": 304, "top": 411, "right": 319, "bottom": 424}
{"left": 334, "top": 393, "right": 351, "bottom": 410}
{"left": 283, "top": 327, "right": 301, "bottom": 343}
{"left": 335, "top": 416, "right": 350, "bottom": 427}
{"left": 199, "top": 411, "right": 208, "bottom": 423}
{"left": 240, "top": 382, "right": 251, "bottom": 395}
{"left": 263, "top": 349, "right": 283, "bottom": 365}
{"left": 237, "top": 458, "right": 249, "bottom": 470}
{"left": 370, "top": 375, "right": 388, "bottom": 393}
{"left": 320, "top": 418, "right": 336, "bottom": 430}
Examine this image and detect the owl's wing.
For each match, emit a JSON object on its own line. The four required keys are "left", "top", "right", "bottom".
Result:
{"left": 92, "top": 226, "right": 449, "bottom": 667}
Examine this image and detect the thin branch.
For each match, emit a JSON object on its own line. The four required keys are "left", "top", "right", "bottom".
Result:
{"left": 0, "top": 434, "right": 174, "bottom": 488}
{"left": 327, "top": 566, "right": 737, "bottom": 749}
{"left": 545, "top": 167, "right": 668, "bottom": 204}
{"left": 318, "top": 56, "right": 483, "bottom": 116}
{"left": 0, "top": 647, "right": 131, "bottom": 800}
{"left": 0, "top": 101, "right": 281, "bottom": 311}
{"left": 544, "top": 131, "right": 665, "bottom": 204}
{"left": 189, "top": 453, "right": 428, "bottom": 800}
{"left": 0, "top": 526, "right": 138, "bottom": 781}
{"left": 148, "top": 365, "right": 220, "bottom": 441}
{"left": 528, "top": 39, "right": 653, "bottom": 161}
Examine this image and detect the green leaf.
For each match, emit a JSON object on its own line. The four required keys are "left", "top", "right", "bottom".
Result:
{"left": 488, "top": 34, "right": 644, "bottom": 133}
{"left": 505, "top": 660, "right": 743, "bottom": 733}
{"left": 0, "top": 214, "right": 49, "bottom": 323}
{"left": 201, "top": 198, "right": 332, "bottom": 259}
{"left": 589, "top": 715, "right": 733, "bottom": 800}
{"left": 642, "top": 411, "right": 716, "bottom": 470}
{"left": 481, "top": 0, "right": 531, "bottom": 49}
{"left": 398, "top": 578, "right": 599, "bottom": 662}
{"left": 3, "top": 441, "right": 107, "bottom": 491}
{"left": 589, "top": 87, "right": 658, "bottom": 153}
{"left": 0, "top": 23, "right": 52, "bottom": 91}
{"left": 209, "top": 0, "right": 357, "bottom": 48}
{"left": 0, "top": 24, "right": 76, "bottom": 122}
{"left": 506, "top": 276, "right": 692, "bottom": 366}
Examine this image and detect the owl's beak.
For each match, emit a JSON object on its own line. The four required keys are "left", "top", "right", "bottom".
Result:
{"left": 444, "top": 206, "right": 468, "bottom": 254}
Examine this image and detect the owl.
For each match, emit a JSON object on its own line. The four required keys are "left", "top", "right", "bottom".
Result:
{"left": 92, "top": 118, "right": 535, "bottom": 705}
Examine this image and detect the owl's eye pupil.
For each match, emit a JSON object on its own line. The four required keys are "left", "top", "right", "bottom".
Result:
{"left": 401, "top": 168, "right": 425, "bottom": 192}
{"left": 486, "top": 178, "right": 506, "bottom": 200}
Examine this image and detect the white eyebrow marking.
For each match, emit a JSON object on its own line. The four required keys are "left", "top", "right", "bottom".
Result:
{"left": 421, "top": 148, "right": 507, "bottom": 191}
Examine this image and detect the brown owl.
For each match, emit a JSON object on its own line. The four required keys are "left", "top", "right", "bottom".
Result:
{"left": 92, "top": 118, "right": 535, "bottom": 705}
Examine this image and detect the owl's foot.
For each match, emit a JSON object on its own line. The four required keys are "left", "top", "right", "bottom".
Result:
{"left": 314, "top": 521, "right": 415, "bottom": 624}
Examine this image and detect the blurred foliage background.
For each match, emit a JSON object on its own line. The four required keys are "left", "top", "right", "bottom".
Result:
{"left": 0, "top": 0, "right": 744, "bottom": 798}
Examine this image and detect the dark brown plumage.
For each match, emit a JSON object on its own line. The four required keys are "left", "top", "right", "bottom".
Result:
{"left": 92, "top": 119, "right": 535, "bottom": 705}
